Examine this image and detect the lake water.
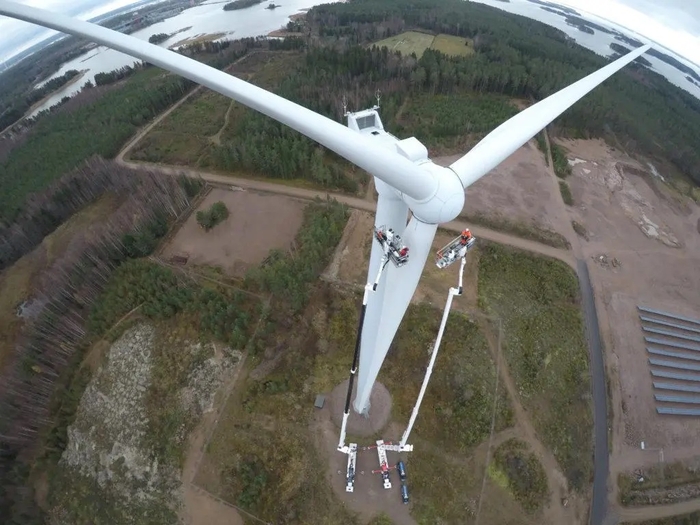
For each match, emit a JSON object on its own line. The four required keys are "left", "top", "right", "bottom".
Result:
{"left": 29, "top": 0, "right": 326, "bottom": 117}
{"left": 472, "top": 0, "right": 700, "bottom": 100}
{"left": 29, "top": 0, "right": 700, "bottom": 117}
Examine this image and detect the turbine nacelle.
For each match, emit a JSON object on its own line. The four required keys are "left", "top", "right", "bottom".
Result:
{"left": 346, "top": 108, "right": 465, "bottom": 224}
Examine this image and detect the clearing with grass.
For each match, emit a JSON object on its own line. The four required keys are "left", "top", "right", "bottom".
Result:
{"left": 371, "top": 31, "right": 436, "bottom": 58}
{"left": 373, "top": 31, "right": 475, "bottom": 58}
{"left": 431, "top": 33, "right": 475, "bottom": 57}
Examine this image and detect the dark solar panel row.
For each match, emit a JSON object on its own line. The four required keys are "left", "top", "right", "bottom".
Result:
{"left": 653, "top": 382, "right": 700, "bottom": 393}
{"left": 651, "top": 369, "right": 700, "bottom": 382}
{"left": 649, "top": 358, "right": 700, "bottom": 372}
{"left": 640, "top": 316, "right": 700, "bottom": 335}
{"left": 655, "top": 393, "right": 700, "bottom": 404}
{"left": 647, "top": 348, "right": 700, "bottom": 362}
{"left": 657, "top": 407, "right": 700, "bottom": 416}
{"left": 645, "top": 337, "right": 700, "bottom": 352}
{"left": 642, "top": 326, "right": 700, "bottom": 344}
{"left": 638, "top": 306, "right": 700, "bottom": 327}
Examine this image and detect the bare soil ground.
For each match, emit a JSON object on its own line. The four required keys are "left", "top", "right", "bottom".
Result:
{"left": 435, "top": 142, "right": 570, "bottom": 237}
{"left": 554, "top": 139, "right": 700, "bottom": 506}
{"left": 161, "top": 188, "right": 304, "bottom": 276}
{"left": 181, "top": 486, "right": 243, "bottom": 525}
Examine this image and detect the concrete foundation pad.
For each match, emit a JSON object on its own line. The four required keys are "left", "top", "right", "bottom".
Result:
{"left": 329, "top": 380, "right": 392, "bottom": 437}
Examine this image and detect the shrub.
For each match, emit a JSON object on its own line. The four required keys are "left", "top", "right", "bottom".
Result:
{"left": 559, "top": 180, "right": 573, "bottom": 205}
{"left": 196, "top": 201, "right": 229, "bottom": 231}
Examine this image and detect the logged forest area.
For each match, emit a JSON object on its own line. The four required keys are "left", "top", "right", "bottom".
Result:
{"left": 1, "top": 0, "right": 699, "bottom": 522}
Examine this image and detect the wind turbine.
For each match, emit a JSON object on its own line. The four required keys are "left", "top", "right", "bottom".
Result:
{"left": 0, "top": 0, "right": 650, "bottom": 470}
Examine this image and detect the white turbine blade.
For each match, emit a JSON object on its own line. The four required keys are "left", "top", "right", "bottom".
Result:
{"left": 0, "top": 1, "right": 435, "bottom": 201}
{"left": 359, "top": 189, "right": 409, "bottom": 389}
{"left": 354, "top": 218, "right": 437, "bottom": 414}
{"left": 450, "top": 44, "right": 651, "bottom": 188}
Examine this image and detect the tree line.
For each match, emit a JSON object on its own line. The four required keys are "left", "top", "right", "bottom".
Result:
{"left": 94, "top": 63, "right": 147, "bottom": 86}
{"left": 0, "top": 156, "right": 198, "bottom": 271}
{"left": 0, "top": 162, "right": 201, "bottom": 524}
{"left": 223, "top": 0, "right": 263, "bottom": 11}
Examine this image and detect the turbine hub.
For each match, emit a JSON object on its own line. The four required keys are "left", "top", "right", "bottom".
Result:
{"left": 403, "top": 163, "right": 465, "bottom": 225}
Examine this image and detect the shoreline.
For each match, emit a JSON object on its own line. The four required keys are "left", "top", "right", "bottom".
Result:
{"left": 0, "top": 69, "right": 89, "bottom": 137}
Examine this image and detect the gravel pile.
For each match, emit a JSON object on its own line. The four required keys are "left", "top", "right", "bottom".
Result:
{"left": 62, "top": 324, "right": 177, "bottom": 502}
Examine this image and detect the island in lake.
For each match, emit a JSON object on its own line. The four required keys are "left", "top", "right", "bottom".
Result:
{"left": 223, "top": 0, "right": 263, "bottom": 11}
{"left": 610, "top": 43, "right": 652, "bottom": 67}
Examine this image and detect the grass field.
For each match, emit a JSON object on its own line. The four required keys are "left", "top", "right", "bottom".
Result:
{"left": 490, "top": 438, "right": 549, "bottom": 514}
{"left": 372, "top": 31, "right": 435, "bottom": 58}
{"left": 559, "top": 180, "right": 574, "bottom": 205}
{"left": 622, "top": 512, "right": 700, "bottom": 525}
{"left": 478, "top": 242, "right": 592, "bottom": 492}
{"left": 431, "top": 33, "right": 475, "bottom": 57}
{"left": 131, "top": 51, "right": 298, "bottom": 167}
{"left": 130, "top": 88, "right": 230, "bottom": 165}
{"left": 373, "top": 32, "right": 476, "bottom": 58}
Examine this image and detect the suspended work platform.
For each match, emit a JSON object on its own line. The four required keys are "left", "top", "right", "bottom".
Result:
{"left": 436, "top": 229, "right": 475, "bottom": 268}
{"left": 374, "top": 226, "right": 410, "bottom": 267}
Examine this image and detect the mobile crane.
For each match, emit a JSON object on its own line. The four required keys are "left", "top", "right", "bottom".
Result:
{"left": 337, "top": 226, "right": 411, "bottom": 492}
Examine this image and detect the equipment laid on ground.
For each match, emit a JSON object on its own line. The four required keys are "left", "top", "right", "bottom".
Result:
{"left": 371, "top": 440, "right": 393, "bottom": 489}
{"left": 397, "top": 460, "right": 407, "bottom": 481}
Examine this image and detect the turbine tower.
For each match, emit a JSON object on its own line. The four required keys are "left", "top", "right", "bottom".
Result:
{"left": 0, "top": 0, "right": 650, "bottom": 430}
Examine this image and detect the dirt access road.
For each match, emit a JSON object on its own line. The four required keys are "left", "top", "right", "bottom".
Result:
{"left": 118, "top": 162, "right": 574, "bottom": 271}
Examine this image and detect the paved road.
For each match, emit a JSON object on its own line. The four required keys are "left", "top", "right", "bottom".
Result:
{"left": 577, "top": 259, "right": 609, "bottom": 525}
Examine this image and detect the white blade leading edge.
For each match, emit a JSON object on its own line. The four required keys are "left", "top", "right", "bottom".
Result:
{"left": 450, "top": 44, "right": 651, "bottom": 188}
{"left": 0, "top": 1, "right": 436, "bottom": 202}
{"left": 354, "top": 218, "right": 437, "bottom": 414}
{"left": 357, "top": 188, "right": 409, "bottom": 408}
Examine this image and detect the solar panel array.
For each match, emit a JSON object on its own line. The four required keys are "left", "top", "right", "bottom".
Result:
{"left": 638, "top": 306, "right": 700, "bottom": 417}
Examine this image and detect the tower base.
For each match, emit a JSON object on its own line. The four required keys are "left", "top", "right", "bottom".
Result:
{"left": 330, "top": 380, "right": 391, "bottom": 437}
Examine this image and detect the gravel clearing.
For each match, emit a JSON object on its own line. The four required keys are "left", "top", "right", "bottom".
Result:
{"left": 54, "top": 324, "right": 242, "bottom": 521}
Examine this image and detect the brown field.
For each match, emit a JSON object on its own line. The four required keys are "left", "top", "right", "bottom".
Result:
{"left": 554, "top": 138, "right": 700, "bottom": 509}
{"left": 436, "top": 141, "right": 570, "bottom": 238}
{"left": 161, "top": 188, "right": 305, "bottom": 276}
